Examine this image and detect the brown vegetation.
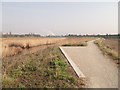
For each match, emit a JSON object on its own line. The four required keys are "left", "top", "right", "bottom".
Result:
{"left": 1, "top": 37, "right": 94, "bottom": 58}
{"left": 2, "top": 37, "right": 66, "bottom": 57}
{"left": 102, "top": 38, "right": 119, "bottom": 53}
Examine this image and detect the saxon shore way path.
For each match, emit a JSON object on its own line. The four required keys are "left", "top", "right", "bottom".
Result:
{"left": 60, "top": 40, "right": 118, "bottom": 88}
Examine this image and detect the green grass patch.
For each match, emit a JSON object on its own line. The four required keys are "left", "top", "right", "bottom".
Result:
{"left": 22, "top": 60, "right": 37, "bottom": 72}
{"left": 44, "top": 57, "right": 76, "bottom": 85}
{"left": 16, "top": 84, "right": 26, "bottom": 88}
{"left": 9, "top": 60, "right": 38, "bottom": 78}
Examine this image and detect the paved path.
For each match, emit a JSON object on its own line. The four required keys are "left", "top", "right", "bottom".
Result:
{"left": 61, "top": 40, "right": 118, "bottom": 88}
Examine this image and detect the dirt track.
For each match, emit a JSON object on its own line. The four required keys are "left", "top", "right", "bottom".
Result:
{"left": 61, "top": 40, "right": 118, "bottom": 88}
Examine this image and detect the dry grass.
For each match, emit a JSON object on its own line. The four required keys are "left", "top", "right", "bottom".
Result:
{"left": 102, "top": 38, "right": 119, "bottom": 53}
{"left": 3, "top": 37, "right": 65, "bottom": 48}
{"left": 59, "top": 37, "right": 93, "bottom": 45}
{"left": 1, "top": 37, "right": 94, "bottom": 58}
{"left": 94, "top": 38, "right": 120, "bottom": 61}
{"left": 2, "top": 37, "right": 66, "bottom": 57}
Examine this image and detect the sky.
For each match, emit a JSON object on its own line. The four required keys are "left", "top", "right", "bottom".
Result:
{"left": 1, "top": 1, "right": 119, "bottom": 35}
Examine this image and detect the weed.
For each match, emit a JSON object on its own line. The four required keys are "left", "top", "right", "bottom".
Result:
{"left": 22, "top": 60, "right": 37, "bottom": 72}
{"left": 24, "top": 64, "right": 37, "bottom": 71}
{"left": 61, "top": 82, "right": 69, "bottom": 88}
{"left": 58, "top": 72, "right": 68, "bottom": 80}
{"left": 44, "top": 67, "right": 53, "bottom": 77}
{"left": 9, "top": 68, "right": 23, "bottom": 78}
{"left": 16, "top": 84, "right": 26, "bottom": 88}
{"left": 49, "top": 58, "right": 67, "bottom": 72}
{"left": 67, "top": 76, "right": 76, "bottom": 84}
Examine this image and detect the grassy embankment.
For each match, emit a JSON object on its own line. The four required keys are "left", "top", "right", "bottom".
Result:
{"left": 3, "top": 46, "right": 86, "bottom": 88}
{"left": 94, "top": 38, "right": 120, "bottom": 62}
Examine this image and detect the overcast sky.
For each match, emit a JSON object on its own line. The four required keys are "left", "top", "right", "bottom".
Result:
{"left": 2, "top": 1, "right": 118, "bottom": 35}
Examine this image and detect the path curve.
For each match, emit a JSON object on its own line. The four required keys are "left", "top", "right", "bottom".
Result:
{"left": 61, "top": 40, "right": 118, "bottom": 88}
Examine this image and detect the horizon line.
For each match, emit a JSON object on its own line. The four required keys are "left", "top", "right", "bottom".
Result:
{"left": 1, "top": 0, "right": 119, "bottom": 2}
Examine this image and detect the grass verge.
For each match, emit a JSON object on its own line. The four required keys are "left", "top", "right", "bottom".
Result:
{"left": 94, "top": 39, "right": 120, "bottom": 61}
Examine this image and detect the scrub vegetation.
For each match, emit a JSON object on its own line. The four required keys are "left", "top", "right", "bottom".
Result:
{"left": 2, "top": 45, "right": 87, "bottom": 88}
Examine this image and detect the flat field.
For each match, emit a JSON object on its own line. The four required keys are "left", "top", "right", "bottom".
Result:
{"left": 1, "top": 37, "right": 94, "bottom": 58}
{"left": 2, "top": 37, "right": 65, "bottom": 57}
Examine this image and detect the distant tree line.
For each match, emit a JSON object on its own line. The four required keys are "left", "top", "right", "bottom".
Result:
{"left": 94, "top": 34, "right": 120, "bottom": 39}
{"left": 64, "top": 34, "right": 120, "bottom": 39}
{"left": 2, "top": 32, "right": 120, "bottom": 39}
{"left": 2, "top": 32, "right": 41, "bottom": 38}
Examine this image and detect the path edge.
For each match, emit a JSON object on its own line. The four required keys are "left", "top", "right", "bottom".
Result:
{"left": 59, "top": 46, "right": 85, "bottom": 78}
